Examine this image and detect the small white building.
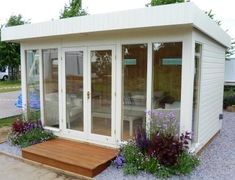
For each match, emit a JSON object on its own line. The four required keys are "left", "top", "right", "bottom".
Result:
{"left": 1, "top": 2, "right": 230, "bottom": 152}
{"left": 225, "top": 58, "right": 235, "bottom": 85}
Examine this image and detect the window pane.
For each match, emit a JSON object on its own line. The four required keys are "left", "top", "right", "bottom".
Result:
{"left": 65, "top": 51, "right": 84, "bottom": 131}
{"left": 152, "top": 42, "right": 182, "bottom": 135}
{"left": 26, "top": 50, "right": 40, "bottom": 120}
{"left": 42, "top": 49, "right": 59, "bottom": 128}
{"left": 192, "top": 43, "right": 202, "bottom": 143}
{"left": 122, "top": 44, "right": 147, "bottom": 140}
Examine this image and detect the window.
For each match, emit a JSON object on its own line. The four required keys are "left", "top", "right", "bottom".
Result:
{"left": 121, "top": 44, "right": 147, "bottom": 140}
{"left": 192, "top": 43, "right": 202, "bottom": 143}
{"left": 151, "top": 42, "right": 182, "bottom": 135}
{"left": 25, "top": 50, "right": 40, "bottom": 120}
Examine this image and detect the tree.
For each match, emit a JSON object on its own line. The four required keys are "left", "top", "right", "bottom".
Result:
{"left": 0, "top": 15, "right": 29, "bottom": 80}
{"left": 149, "top": 0, "right": 186, "bottom": 6}
{"left": 226, "top": 39, "right": 235, "bottom": 59}
{"left": 205, "top": 10, "right": 221, "bottom": 26}
{"left": 60, "top": 0, "right": 87, "bottom": 19}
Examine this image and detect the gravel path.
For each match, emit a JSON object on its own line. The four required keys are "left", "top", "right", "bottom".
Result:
{"left": 185, "top": 112, "right": 235, "bottom": 180}
{"left": 0, "top": 112, "right": 234, "bottom": 180}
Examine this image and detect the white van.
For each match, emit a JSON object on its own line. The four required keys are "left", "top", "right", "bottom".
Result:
{"left": 0, "top": 67, "right": 9, "bottom": 81}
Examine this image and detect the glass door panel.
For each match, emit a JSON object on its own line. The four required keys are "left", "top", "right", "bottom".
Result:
{"left": 90, "top": 50, "right": 112, "bottom": 136}
{"left": 65, "top": 51, "right": 84, "bottom": 131}
{"left": 42, "top": 49, "right": 59, "bottom": 128}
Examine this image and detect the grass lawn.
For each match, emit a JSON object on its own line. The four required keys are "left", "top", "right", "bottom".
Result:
{"left": 0, "top": 80, "right": 21, "bottom": 93}
{"left": 0, "top": 116, "right": 20, "bottom": 143}
{"left": 0, "top": 116, "right": 19, "bottom": 128}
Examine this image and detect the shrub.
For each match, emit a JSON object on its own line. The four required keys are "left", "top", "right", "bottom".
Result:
{"left": 115, "top": 111, "right": 200, "bottom": 178}
{"left": 223, "top": 95, "right": 235, "bottom": 109}
{"left": 120, "top": 141, "right": 176, "bottom": 178}
{"left": 172, "top": 152, "right": 200, "bottom": 175}
{"left": 8, "top": 119, "right": 55, "bottom": 148}
{"left": 11, "top": 119, "right": 42, "bottom": 135}
{"left": 135, "top": 128, "right": 149, "bottom": 153}
{"left": 9, "top": 128, "right": 55, "bottom": 148}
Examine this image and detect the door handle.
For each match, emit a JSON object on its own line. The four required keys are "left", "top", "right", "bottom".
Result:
{"left": 87, "top": 91, "right": 90, "bottom": 99}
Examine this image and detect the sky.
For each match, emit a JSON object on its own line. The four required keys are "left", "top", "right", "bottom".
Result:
{"left": 0, "top": 0, "right": 234, "bottom": 38}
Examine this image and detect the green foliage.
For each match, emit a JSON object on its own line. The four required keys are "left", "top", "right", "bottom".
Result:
{"left": 121, "top": 141, "right": 199, "bottom": 178}
{"left": 123, "top": 164, "right": 139, "bottom": 175}
{"left": 9, "top": 128, "right": 55, "bottom": 148}
{"left": 223, "top": 86, "right": 235, "bottom": 109}
{"left": 120, "top": 115, "right": 199, "bottom": 178}
{"left": 5, "top": 14, "right": 28, "bottom": 27}
{"left": 0, "top": 15, "right": 28, "bottom": 80}
{"left": 121, "top": 141, "right": 145, "bottom": 166}
{"left": 205, "top": 10, "right": 221, "bottom": 25}
{"left": 172, "top": 152, "right": 200, "bottom": 175}
{"left": 224, "top": 86, "right": 235, "bottom": 98}
{"left": 226, "top": 39, "right": 235, "bottom": 59}
{"left": 150, "top": 0, "right": 186, "bottom": 6}
{"left": 60, "top": 0, "right": 87, "bottom": 19}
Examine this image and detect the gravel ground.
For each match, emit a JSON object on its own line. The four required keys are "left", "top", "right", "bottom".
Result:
{"left": 185, "top": 112, "right": 235, "bottom": 180}
{"left": 0, "top": 112, "right": 234, "bottom": 180}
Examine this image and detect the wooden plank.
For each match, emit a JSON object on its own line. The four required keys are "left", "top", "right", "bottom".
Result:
{"left": 22, "top": 138, "right": 118, "bottom": 177}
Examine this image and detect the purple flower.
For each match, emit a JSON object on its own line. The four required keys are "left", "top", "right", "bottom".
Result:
{"left": 113, "top": 154, "right": 125, "bottom": 168}
{"left": 166, "top": 112, "right": 176, "bottom": 121}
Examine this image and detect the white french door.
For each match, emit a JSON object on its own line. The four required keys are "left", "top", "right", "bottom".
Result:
{"left": 62, "top": 46, "right": 116, "bottom": 145}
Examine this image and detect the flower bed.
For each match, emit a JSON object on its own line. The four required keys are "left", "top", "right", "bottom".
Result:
{"left": 8, "top": 118, "right": 55, "bottom": 148}
{"left": 113, "top": 110, "right": 200, "bottom": 178}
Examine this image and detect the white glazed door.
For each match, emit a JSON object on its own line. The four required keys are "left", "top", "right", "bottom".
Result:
{"left": 87, "top": 46, "right": 116, "bottom": 144}
{"left": 62, "top": 46, "right": 116, "bottom": 145}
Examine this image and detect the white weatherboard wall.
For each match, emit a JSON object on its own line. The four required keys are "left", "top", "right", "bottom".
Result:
{"left": 193, "top": 30, "right": 225, "bottom": 151}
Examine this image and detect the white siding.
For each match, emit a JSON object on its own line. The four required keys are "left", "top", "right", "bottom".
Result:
{"left": 193, "top": 30, "right": 225, "bottom": 151}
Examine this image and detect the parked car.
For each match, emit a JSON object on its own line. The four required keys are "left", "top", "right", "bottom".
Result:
{"left": 0, "top": 66, "right": 9, "bottom": 81}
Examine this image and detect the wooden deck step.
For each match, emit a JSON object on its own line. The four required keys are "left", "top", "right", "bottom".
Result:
{"left": 22, "top": 139, "right": 118, "bottom": 177}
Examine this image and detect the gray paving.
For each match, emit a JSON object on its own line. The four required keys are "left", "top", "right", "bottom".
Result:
{"left": 0, "top": 153, "right": 80, "bottom": 180}
{"left": 0, "top": 91, "right": 22, "bottom": 119}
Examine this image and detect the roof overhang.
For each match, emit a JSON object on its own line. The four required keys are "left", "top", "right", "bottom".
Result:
{"left": 1, "top": 2, "right": 231, "bottom": 48}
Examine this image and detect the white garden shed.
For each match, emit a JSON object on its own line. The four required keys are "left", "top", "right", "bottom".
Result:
{"left": 1, "top": 2, "right": 230, "bottom": 152}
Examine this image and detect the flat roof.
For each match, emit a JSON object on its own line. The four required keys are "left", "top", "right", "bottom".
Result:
{"left": 1, "top": 2, "right": 231, "bottom": 47}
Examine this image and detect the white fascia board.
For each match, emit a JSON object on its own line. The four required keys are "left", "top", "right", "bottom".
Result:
{"left": 190, "top": 3, "right": 231, "bottom": 48}
{"left": 1, "top": 2, "right": 231, "bottom": 47}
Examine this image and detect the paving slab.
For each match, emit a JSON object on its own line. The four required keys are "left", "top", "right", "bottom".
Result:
{"left": 0, "top": 153, "right": 81, "bottom": 180}
{"left": 0, "top": 91, "right": 22, "bottom": 119}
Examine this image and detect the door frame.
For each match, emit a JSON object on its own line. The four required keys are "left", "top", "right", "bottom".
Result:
{"left": 87, "top": 45, "right": 116, "bottom": 144}
{"left": 61, "top": 47, "right": 88, "bottom": 140}
{"left": 61, "top": 45, "right": 116, "bottom": 145}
